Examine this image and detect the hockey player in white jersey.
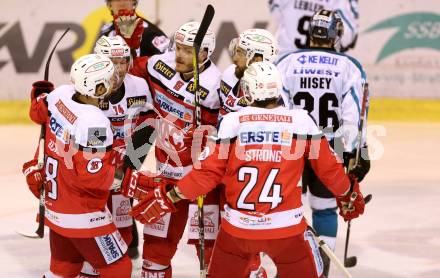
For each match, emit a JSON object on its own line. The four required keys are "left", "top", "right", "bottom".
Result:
{"left": 120, "top": 21, "right": 222, "bottom": 277}
{"left": 269, "top": 0, "right": 359, "bottom": 56}
{"left": 276, "top": 9, "right": 370, "bottom": 277}
{"left": 23, "top": 54, "right": 133, "bottom": 277}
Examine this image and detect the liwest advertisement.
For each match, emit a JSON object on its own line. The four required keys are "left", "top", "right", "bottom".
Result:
{"left": 1, "top": 0, "right": 439, "bottom": 99}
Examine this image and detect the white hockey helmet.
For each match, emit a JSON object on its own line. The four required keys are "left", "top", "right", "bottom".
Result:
{"left": 174, "top": 21, "right": 216, "bottom": 58}
{"left": 230, "top": 29, "right": 278, "bottom": 66}
{"left": 94, "top": 35, "right": 131, "bottom": 60}
{"left": 70, "top": 54, "right": 115, "bottom": 98}
{"left": 240, "top": 61, "right": 281, "bottom": 104}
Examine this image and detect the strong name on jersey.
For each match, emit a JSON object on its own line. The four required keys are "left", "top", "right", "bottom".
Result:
{"left": 276, "top": 49, "right": 367, "bottom": 151}
{"left": 146, "top": 51, "right": 221, "bottom": 180}
{"left": 269, "top": 0, "right": 359, "bottom": 55}
{"left": 218, "top": 64, "right": 247, "bottom": 118}
{"left": 177, "top": 106, "right": 350, "bottom": 240}
{"left": 30, "top": 85, "right": 116, "bottom": 238}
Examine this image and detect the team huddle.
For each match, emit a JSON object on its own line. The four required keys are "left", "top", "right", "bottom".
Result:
{"left": 21, "top": 0, "right": 369, "bottom": 277}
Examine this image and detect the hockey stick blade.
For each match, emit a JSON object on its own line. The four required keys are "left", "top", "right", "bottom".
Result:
{"left": 344, "top": 256, "right": 357, "bottom": 268}
{"left": 364, "top": 193, "right": 372, "bottom": 204}
{"left": 15, "top": 229, "right": 43, "bottom": 239}
{"left": 193, "top": 5, "right": 215, "bottom": 53}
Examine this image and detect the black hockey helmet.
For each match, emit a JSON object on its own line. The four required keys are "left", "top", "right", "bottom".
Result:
{"left": 309, "top": 9, "right": 344, "bottom": 44}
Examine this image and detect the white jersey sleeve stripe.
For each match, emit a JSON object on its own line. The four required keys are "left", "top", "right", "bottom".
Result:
{"left": 349, "top": 87, "right": 361, "bottom": 116}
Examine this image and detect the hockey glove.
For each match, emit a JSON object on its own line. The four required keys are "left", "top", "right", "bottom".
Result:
{"left": 120, "top": 167, "right": 162, "bottom": 199}
{"left": 31, "top": 81, "right": 54, "bottom": 100}
{"left": 22, "top": 159, "right": 45, "bottom": 199}
{"left": 114, "top": 9, "right": 144, "bottom": 49}
{"left": 129, "top": 182, "right": 177, "bottom": 224}
{"left": 343, "top": 145, "right": 371, "bottom": 182}
{"left": 336, "top": 176, "right": 365, "bottom": 221}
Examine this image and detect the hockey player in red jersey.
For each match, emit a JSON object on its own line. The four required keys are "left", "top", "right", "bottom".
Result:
{"left": 121, "top": 21, "right": 222, "bottom": 277}
{"left": 126, "top": 61, "right": 365, "bottom": 277}
{"left": 22, "top": 54, "right": 132, "bottom": 277}
{"left": 218, "top": 27, "right": 279, "bottom": 277}
{"left": 74, "top": 36, "right": 155, "bottom": 276}
{"left": 102, "top": 0, "right": 169, "bottom": 57}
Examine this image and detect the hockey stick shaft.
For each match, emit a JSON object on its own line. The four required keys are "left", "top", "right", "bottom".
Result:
{"left": 354, "top": 82, "right": 369, "bottom": 168}
{"left": 308, "top": 226, "right": 352, "bottom": 278}
{"left": 343, "top": 84, "right": 369, "bottom": 263}
{"left": 343, "top": 194, "right": 372, "bottom": 268}
{"left": 35, "top": 27, "right": 70, "bottom": 238}
{"left": 192, "top": 5, "right": 214, "bottom": 277}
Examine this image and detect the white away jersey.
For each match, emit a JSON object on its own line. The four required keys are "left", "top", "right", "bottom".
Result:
{"left": 269, "top": 0, "right": 359, "bottom": 56}
{"left": 276, "top": 49, "right": 367, "bottom": 151}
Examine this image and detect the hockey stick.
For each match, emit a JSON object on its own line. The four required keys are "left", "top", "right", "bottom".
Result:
{"left": 343, "top": 193, "right": 372, "bottom": 267}
{"left": 16, "top": 28, "right": 70, "bottom": 239}
{"left": 343, "top": 82, "right": 370, "bottom": 266}
{"left": 308, "top": 225, "right": 353, "bottom": 278}
{"left": 192, "top": 5, "right": 215, "bottom": 278}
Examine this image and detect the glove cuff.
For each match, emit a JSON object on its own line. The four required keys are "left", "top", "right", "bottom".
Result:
{"left": 31, "top": 81, "right": 54, "bottom": 99}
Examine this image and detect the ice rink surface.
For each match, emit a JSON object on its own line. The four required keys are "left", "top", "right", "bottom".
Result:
{"left": 1, "top": 123, "right": 439, "bottom": 277}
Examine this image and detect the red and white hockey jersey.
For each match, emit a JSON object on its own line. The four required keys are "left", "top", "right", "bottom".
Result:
{"left": 269, "top": 0, "right": 359, "bottom": 56}
{"left": 146, "top": 51, "right": 221, "bottom": 180}
{"left": 100, "top": 74, "right": 154, "bottom": 228}
{"left": 100, "top": 74, "right": 154, "bottom": 169}
{"left": 276, "top": 49, "right": 367, "bottom": 151}
{"left": 177, "top": 106, "right": 350, "bottom": 240}
{"left": 218, "top": 64, "right": 247, "bottom": 118}
{"left": 30, "top": 85, "right": 116, "bottom": 238}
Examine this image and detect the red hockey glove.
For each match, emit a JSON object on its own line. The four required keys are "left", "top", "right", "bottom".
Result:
{"left": 114, "top": 9, "right": 144, "bottom": 49}
{"left": 336, "top": 176, "right": 365, "bottom": 221}
{"left": 31, "top": 81, "right": 54, "bottom": 100}
{"left": 22, "top": 159, "right": 45, "bottom": 199}
{"left": 129, "top": 183, "right": 177, "bottom": 224}
{"left": 121, "top": 167, "right": 161, "bottom": 199}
